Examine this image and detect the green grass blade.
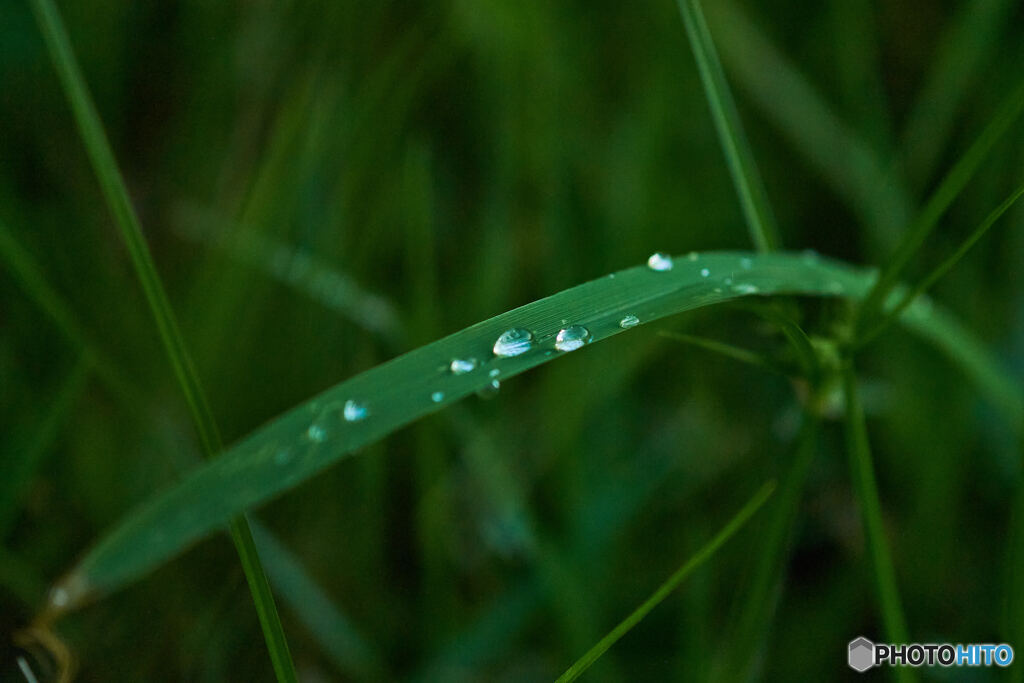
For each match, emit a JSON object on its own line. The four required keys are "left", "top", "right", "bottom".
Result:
{"left": 860, "top": 180, "right": 1024, "bottom": 345}
{"left": 658, "top": 330, "right": 789, "bottom": 376}
{"left": 554, "top": 480, "right": 776, "bottom": 683}
{"left": 841, "top": 360, "right": 912, "bottom": 680}
{"left": 28, "top": 1, "right": 297, "bottom": 679}
{"left": 856, "top": 80, "right": 1024, "bottom": 334}
{"left": 0, "top": 357, "right": 90, "bottom": 540}
{"left": 44, "top": 251, "right": 1023, "bottom": 606}
{"left": 249, "top": 521, "right": 386, "bottom": 680}
{"left": 708, "top": 0, "right": 913, "bottom": 250}
{"left": 0, "top": 218, "right": 128, "bottom": 397}
{"left": 675, "top": 0, "right": 780, "bottom": 252}
{"left": 899, "top": 0, "right": 1016, "bottom": 187}
{"left": 715, "top": 415, "right": 819, "bottom": 681}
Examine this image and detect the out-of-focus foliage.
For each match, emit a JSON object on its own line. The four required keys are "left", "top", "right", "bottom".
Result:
{"left": 1, "top": 0, "right": 1023, "bottom": 679}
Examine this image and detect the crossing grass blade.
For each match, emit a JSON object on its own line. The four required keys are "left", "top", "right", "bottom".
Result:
{"left": 675, "top": 0, "right": 780, "bottom": 252}
{"left": 859, "top": 180, "right": 1024, "bottom": 346}
{"left": 554, "top": 480, "right": 777, "bottom": 683}
{"left": 856, "top": 79, "right": 1024, "bottom": 334}
{"left": 44, "top": 251, "right": 1024, "bottom": 610}
{"left": 658, "top": 330, "right": 790, "bottom": 376}
{"left": 842, "top": 361, "right": 913, "bottom": 683}
{"left": 707, "top": 0, "right": 913, "bottom": 250}
{"left": 28, "top": 0, "right": 297, "bottom": 679}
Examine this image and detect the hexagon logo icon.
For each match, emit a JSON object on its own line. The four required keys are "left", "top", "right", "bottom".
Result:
{"left": 848, "top": 637, "right": 875, "bottom": 672}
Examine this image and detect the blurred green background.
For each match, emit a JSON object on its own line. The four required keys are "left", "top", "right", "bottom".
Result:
{"left": 2, "top": 0, "right": 1024, "bottom": 680}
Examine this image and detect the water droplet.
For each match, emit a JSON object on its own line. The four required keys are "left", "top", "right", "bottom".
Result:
{"left": 619, "top": 314, "right": 640, "bottom": 329}
{"left": 740, "top": 257, "right": 753, "bottom": 269}
{"left": 49, "top": 587, "right": 69, "bottom": 608}
{"left": 687, "top": 252, "right": 699, "bottom": 261}
{"left": 489, "top": 368, "right": 500, "bottom": 377}
{"left": 647, "top": 252, "right": 674, "bottom": 271}
{"left": 555, "top": 325, "right": 591, "bottom": 352}
{"left": 724, "top": 277, "right": 733, "bottom": 285}
{"left": 344, "top": 400, "right": 368, "bottom": 421}
{"left": 608, "top": 273, "right": 616, "bottom": 279}
{"left": 493, "top": 328, "right": 534, "bottom": 357}
{"left": 450, "top": 357, "right": 478, "bottom": 374}
{"left": 700, "top": 268, "right": 710, "bottom": 278}
{"left": 477, "top": 378, "right": 501, "bottom": 398}
{"left": 431, "top": 391, "right": 444, "bottom": 403}
{"left": 732, "top": 283, "right": 760, "bottom": 295}
{"left": 306, "top": 424, "right": 326, "bottom": 442}
{"left": 275, "top": 448, "right": 294, "bottom": 465}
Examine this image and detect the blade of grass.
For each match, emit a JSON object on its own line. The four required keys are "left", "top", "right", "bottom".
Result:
{"left": 675, "top": 0, "right": 780, "bottom": 252}
{"left": 707, "top": 0, "right": 913, "bottom": 251}
{"left": 249, "top": 521, "right": 386, "bottom": 680}
{"left": 45, "top": 251, "right": 1024, "bottom": 607}
{"left": 859, "top": 180, "right": 1024, "bottom": 346}
{"left": 658, "top": 330, "right": 789, "bottom": 376}
{"left": 554, "top": 480, "right": 776, "bottom": 683}
{"left": 856, "top": 80, "right": 1024, "bottom": 335}
{"left": 0, "top": 217, "right": 130, "bottom": 399}
{"left": 27, "top": 1, "right": 297, "bottom": 680}
{"left": 841, "top": 360, "right": 913, "bottom": 681}
{"left": 899, "top": 0, "right": 1016, "bottom": 188}
{"left": 714, "top": 414, "right": 819, "bottom": 682}
{"left": 0, "top": 356, "right": 90, "bottom": 540}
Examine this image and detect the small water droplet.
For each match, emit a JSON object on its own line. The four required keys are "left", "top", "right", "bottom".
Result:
{"left": 647, "top": 252, "right": 674, "bottom": 271}
{"left": 50, "top": 587, "right": 69, "bottom": 608}
{"left": 740, "top": 257, "right": 753, "bottom": 270}
{"left": 477, "top": 378, "right": 501, "bottom": 398}
{"left": 724, "top": 277, "right": 733, "bottom": 285}
{"left": 700, "top": 268, "right": 710, "bottom": 278}
{"left": 687, "top": 252, "right": 699, "bottom": 261}
{"left": 619, "top": 314, "right": 640, "bottom": 329}
{"left": 275, "top": 448, "right": 294, "bottom": 465}
{"left": 732, "top": 283, "right": 760, "bottom": 294}
{"left": 489, "top": 368, "right": 500, "bottom": 377}
{"left": 450, "top": 357, "right": 478, "bottom": 374}
{"left": 431, "top": 391, "right": 444, "bottom": 403}
{"left": 493, "top": 328, "right": 534, "bottom": 357}
{"left": 555, "top": 325, "right": 591, "bottom": 352}
{"left": 306, "top": 424, "right": 326, "bottom": 442}
{"left": 344, "top": 400, "right": 368, "bottom": 421}
{"left": 608, "top": 273, "right": 616, "bottom": 279}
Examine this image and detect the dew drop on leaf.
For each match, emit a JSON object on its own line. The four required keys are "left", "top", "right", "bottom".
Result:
{"left": 344, "top": 400, "right": 368, "bottom": 422}
{"left": 555, "top": 325, "right": 591, "bottom": 352}
{"left": 619, "top": 314, "right": 640, "bottom": 329}
{"left": 647, "top": 252, "right": 674, "bottom": 271}
{"left": 493, "top": 328, "right": 534, "bottom": 357}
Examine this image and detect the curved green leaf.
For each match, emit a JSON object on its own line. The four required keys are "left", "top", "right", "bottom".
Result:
{"left": 50, "top": 251, "right": 1024, "bottom": 609}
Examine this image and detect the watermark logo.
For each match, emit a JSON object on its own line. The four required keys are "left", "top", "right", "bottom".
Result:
{"left": 848, "top": 637, "right": 1014, "bottom": 671}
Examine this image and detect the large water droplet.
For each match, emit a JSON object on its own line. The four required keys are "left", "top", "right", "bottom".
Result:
{"left": 619, "top": 314, "right": 640, "bottom": 329}
{"left": 493, "top": 328, "right": 534, "bottom": 357}
{"left": 344, "top": 400, "right": 368, "bottom": 422}
{"left": 555, "top": 325, "right": 591, "bottom": 352}
{"left": 431, "top": 391, "right": 444, "bottom": 403}
{"left": 450, "top": 357, "right": 478, "bottom": 374}
{"left": 647, "top": 252, "right": 674, "bottom": 271}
